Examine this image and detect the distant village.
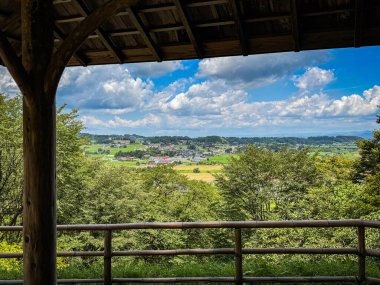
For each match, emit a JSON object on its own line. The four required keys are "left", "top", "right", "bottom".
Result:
{"left": 90, "top": 138, "right": 239, "bottom": 166}
{"left": 82, "top": 134, "right": 361, "bottom": 166}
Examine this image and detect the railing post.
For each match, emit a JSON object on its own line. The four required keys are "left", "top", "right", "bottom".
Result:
{"left": 358, "top": 226, "right": 366, "bottom": 283}
{"left": 104, "top": 230, "right": 112, "bottom": 285}
{"left": 234, "top": 228, "right": 243, "bottom": 285}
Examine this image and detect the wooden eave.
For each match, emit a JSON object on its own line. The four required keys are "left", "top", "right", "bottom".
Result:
{"left": 1, "top": 0, "right": 380, "bottom": 67}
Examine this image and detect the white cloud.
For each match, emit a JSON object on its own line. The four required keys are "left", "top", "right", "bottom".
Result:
{"left": 293, "top": 67, "right": 335, "bottom": 91}
{"left": 83, "top": 113, "right": 162, "bottom": 129}
{"left": 58, "top": 65, "right": 155, "bottom": 111}
{"left": 161, "top": 80, "right": 247, "bottom": 116}
{"left": 197, "top": 51, "right": 331, "bottom": 88}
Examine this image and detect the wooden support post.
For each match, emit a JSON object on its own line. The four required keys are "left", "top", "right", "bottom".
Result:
{"left": 234, "top": 228, "right": 243, "bottom": 285}
{"left": 104, "top": 230, "right": 112, "bottom": 285}
{"left": 21, "top": 1, "right": 57, "bottom": 284}
{"left": 358, "top": 226, "right": 366, "bottom": 283}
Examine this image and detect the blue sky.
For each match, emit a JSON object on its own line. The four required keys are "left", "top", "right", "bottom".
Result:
{"left": 1, "top": 46, "right": 380, "bottom": 137}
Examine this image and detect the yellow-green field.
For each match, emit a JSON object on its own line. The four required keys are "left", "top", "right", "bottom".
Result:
{"left": 174, "top": 165, "right": 223, "bottom": 183}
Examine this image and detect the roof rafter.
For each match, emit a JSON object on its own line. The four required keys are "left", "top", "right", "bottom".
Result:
{"left": 54, "top": 27, "right": 88, "bottom": 66}
{"left": 173, "top": 0, "right": 202, "bottom": 58}
{"left": 73, "top": 0, "right": 124, "bottom": 63}
{"left": 290, "top": 0, "right": 301, "bottom": 52}
{"left": 126, "top": 6, "right": 162, "bottom": 62}
{"left": 229, "top": 0, "right": 248, "bottom": 56}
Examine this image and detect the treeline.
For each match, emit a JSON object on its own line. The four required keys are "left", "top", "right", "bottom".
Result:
{"left": 82, "top": 133, "right": 362, "bottom": 146}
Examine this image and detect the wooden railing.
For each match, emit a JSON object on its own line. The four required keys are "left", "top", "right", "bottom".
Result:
{"left": 0, "top": 220, "right": 379, "bottom": 284}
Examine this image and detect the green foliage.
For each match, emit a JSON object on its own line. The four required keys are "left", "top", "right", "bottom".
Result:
{"left": 0, "top": 95, "right": 23, "bottom": 226}
{"left": 0, "top": 241, "right": 21, "bottom": 272}
{"left": 353, "top": 113, "right": 380, "bottom": 211}
{"left": 215, "top": 145, "right": 320, "bottom": 220}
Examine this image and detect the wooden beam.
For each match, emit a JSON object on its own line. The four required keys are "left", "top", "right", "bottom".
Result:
{"left": 139, "top": 4, "right": 177, "bottom": 13}
{"left": 244, "top": 15, "right": 290, "bottom": 23}
{"left": 73, "top": 0, "right": 123, "bottom": 63}
{"left": 229, "top": 0, "right": 248, "bottom": 55}
{"left": 47, "top": 0, "right": 136, "bottom": 95}
{"left": 0, "top": 31, "right": 31, "bottom": 95}
{"left": 303, "top": 9, "right": 353, "bottom": 17}
{"left": 354, "top": 0, "right": 364, "bottom": 47}
{"left": 187, "top": 0, "right": 228, "bottom": 8}
{"left": 290, "top": 0, "right": 301, "bottom": 51}
{"left": 196, "top": 20, "right": 234, "bottom": 28}
{"left": 174, "top": 0, "right": 202, "bottom": 58}
{"left": 126, "top": 6, "right": 162, "bottom": 61}
{"left": 54, "top": 28, "right": 88, "bottom": 66}
{"left": 53, "top": 0, "right": 71, "bottom": 4}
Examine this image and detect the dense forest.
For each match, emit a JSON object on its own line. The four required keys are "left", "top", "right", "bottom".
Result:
{"left": 0, "top": 94, "right": 379, "bottom": 279}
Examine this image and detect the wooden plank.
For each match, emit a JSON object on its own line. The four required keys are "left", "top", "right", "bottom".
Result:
{"left": 174, "top": 0, "right": 202, "bottom": 58}
{"left": 196, "top": 20, "right": 234, "bottom": 28}
{"left": 53, "top": 0, "right": 71, "bottom": 4}
{"left": 229, "top": 0, "right": 248, "bottom": 55}
{"left": 303, "top": 9, "right": 353, "bottom": 17}
{"left": 73, "top": 0, "right": 123, "bottom": 63}
{"left": 187, "top": 0, "right": 229, "bottom": 8}
{"left": 126, "top": 6, "right": 162, "bottom": 61}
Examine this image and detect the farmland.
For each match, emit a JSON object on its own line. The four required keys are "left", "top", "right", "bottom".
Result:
{"left": 80, "top": 135, "right": 361, "bottom": 183}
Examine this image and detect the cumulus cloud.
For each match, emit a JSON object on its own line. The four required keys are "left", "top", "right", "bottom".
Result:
{"left": 293, "top": 67, "right": 335, "bottom": 91}
{"left": 59, "top": 65, "right": 155, "bottom": 112}
{"left": 161, "top": 80, "right": 247, "bottom": 116}
{"left": 197, "top": 51, "right": 331, "bottom": 88}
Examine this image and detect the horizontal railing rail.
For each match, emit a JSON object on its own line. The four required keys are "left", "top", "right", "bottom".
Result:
{"left": 0, "top": 219, "right": 379, "bottom": 284}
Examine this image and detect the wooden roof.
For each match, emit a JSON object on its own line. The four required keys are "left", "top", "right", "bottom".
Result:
{"left": 1, "top": 0, "right": 380, "bottom": 66}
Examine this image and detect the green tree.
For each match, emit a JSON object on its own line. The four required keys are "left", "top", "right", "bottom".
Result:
{"left": 0, "top": 95, "right": 23, "bottom": 226}
{"left": 215, "top": 145, "right": 320, "bottom": 220}
{"left": 353, "top": 113, "right": 380, "bottom": 211}
{"left": 0, "top": 95, "right": 90, "bottom": 225}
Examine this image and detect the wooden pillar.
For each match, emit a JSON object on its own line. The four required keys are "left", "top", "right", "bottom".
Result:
{"left": 23, "top": 92, "right": 57, "bottom": 285}
{"left": 21, "top": 1, "right": 57, "bottom": 284}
